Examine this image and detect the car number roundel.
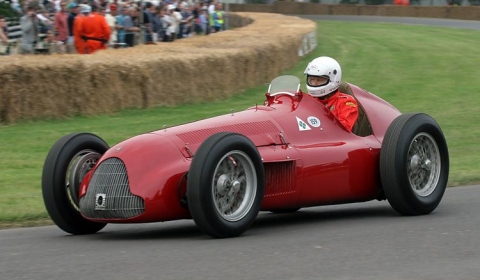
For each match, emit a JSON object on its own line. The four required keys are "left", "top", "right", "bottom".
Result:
{"left": 307, "top": 116, "right": 321, "bottom": 127}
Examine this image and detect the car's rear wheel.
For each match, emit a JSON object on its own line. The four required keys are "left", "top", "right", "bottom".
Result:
{"left": 42, "top": 133, "right": 109, "bottom": 234}
{"left": 380, "top": 113, "right": 449, "bottom": 215}
{"left": 187, "top": 133, "right": 265, "bottom": 238}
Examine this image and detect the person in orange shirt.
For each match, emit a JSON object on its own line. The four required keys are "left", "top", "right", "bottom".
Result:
{"left": 80, "top": 5, "right": 111, "bottom": 54}
{"left": 304, "top": 56, "right": 358, "bottom": 132}
{"left": 73, "top": 4, "right": 89, "bottom": 54}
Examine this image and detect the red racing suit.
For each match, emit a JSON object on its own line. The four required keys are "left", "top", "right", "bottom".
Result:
{"left": 73, "top": 15, "right": 85, "bottom": 54}
{"left": 317, "top": 90, "right": 359, "bottom": 132}
{"left": 80, "top": 12, "right": 110, "bottom": 54}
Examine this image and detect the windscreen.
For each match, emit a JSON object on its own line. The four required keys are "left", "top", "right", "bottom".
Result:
{"left": 267, "top": 75, "right": 301, "bottom": 96}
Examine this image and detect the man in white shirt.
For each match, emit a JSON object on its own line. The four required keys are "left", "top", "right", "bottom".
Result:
{"left": 208, "top": 0, "right": 216, "bottom": 15}
{"left": 168, "top": 4, "right": 182, "bottom": 41}
{"left": 105, "top": 4, "right": 118, "bottom": 46}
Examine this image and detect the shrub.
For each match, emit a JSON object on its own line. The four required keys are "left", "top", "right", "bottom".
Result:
{"left": 0, "top": 1, "right": 19, "bottom": 18}
{"left": 365, "top": 0, "right": 385, "bottom": 4}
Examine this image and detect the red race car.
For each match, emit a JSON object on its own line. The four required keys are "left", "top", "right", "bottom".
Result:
{"left": 42, "top": 75, "right": 449, "bottom": 238}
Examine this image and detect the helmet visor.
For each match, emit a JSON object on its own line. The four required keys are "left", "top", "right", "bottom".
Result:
{"left": 307, "top": 75, "right": 330, "bottom": 87}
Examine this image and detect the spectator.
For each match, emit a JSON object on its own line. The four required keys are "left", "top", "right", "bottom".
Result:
{"left": 175, "top": 2, "right": 185, "bottom": 39}
{"left": 212, "top": 2, "right": 223, "bottom": 32}
{"left": 116, "top": 5, "right": 127, "bottom": 46}
{"left": 105, "top": 4, "right": 118, "bottom": 46}
{"left": 168, "top": 4, "right": 181, "bottom": 40}
{"left": 54, "top": 0, "right": 62, "bottom": 12}
{"left": 181, "top": 4, "right": 194, "bottom": 38}
{"left": 54, "top": 0, "right": 68, "bottom": 53}
{"left": 44, "top": 28, "right": 56, "bottom": 53}
{"left": 144, "top": 2, "right": 156, "bottom": 43}
{"left": 20, "top": 6, "right": 40, "bottom": 54}
{"left": 123, "top": 7, "right": 140, "bottom": 47}
{"left": 0, "top": 16, "right": 9, "bottom": 55}
{"left": 192, "top": 2, "right": 202, "bottom": 35}
{"left": 43, "top": 0, "right": 56, "bottom": 13}
{"left": 158, "top": 6, "right": 172, "bottom": 42}
{"left": 98, "top": 0, "right": 108, "bottom": 8}
{"left": 216, "top": 2, "right": 224, "bottom": 31}
{"left": 98, "top": 6, "right": 106, "bottom": 16}
{"left": 74, "top": 4, "right": 90, "bottom": 54}
{"left": 37, "top": 9, "right": 54, "bottom": 34}
{"left": 151, "top": 5, "right": 162, "bottom": 42}
{"left": 66, "top": 2, "right": 79, "bottom": 53}
{"left": 207, "top": 0, "right": 215, "bottom": 15}
{"left": 81, "top": 5, "right": 110, "bottom": 54}
{"left": 208, "top": 0, "right": 217, "bottom": 34}
{"left": 11, "top": 0, "right": 23, "bottom": 15}
{"left": 198, "top": 6, "right": 208, "bottom": 35}
{"left": 134, "top": 5, "right": 144, "bottom": 45}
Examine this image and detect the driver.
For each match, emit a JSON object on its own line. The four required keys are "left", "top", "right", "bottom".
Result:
{"left": 304, "top": 56, "right": 359, "bottom": 132}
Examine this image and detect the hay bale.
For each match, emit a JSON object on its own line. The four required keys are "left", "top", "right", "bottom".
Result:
{"left": 0, "top": 12, "right": 316, "bottom": 124}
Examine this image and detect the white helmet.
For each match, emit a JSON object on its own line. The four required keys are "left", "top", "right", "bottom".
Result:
{"left": 304, "top": 56, "right": 342, "bottom": 98}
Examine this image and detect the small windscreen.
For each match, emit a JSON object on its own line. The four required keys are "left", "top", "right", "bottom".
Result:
{"left": 267, "top": 75, "right": 301, "bottom": 96}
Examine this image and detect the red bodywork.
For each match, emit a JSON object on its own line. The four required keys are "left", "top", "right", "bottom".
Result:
{"left": 79, "top": 83, "right": 401, "bottom": 223}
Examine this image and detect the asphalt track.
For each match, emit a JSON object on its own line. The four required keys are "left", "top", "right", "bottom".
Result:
{"left": 2, "top": 16, "right": 480, "bottom": 280}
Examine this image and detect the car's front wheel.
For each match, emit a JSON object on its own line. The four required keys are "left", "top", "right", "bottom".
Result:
{"left": 380, "top": 113, "right": 449, "bottom": 215}
{"left": 187, "top": 133, "right": 265, "bottom": 238}
{"left": 42, "top": 133, "right": 109, "bottom": 234}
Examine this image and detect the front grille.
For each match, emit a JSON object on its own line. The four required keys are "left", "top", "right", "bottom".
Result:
{"left": 80, "top": 158, "right": 145, "bottom": 219}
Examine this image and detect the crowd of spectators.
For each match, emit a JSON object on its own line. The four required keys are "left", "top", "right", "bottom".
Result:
{"left": 1, "top": 0, "right": 226, "bottom": 55}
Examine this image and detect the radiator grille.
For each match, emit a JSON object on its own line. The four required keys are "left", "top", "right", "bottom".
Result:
{"left": 80, "top": 158, "right": 145, "bottom": 219}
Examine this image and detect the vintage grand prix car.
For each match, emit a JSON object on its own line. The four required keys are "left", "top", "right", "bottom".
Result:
{"left": 42, "top": 75, "right": 449, "bottom": 238}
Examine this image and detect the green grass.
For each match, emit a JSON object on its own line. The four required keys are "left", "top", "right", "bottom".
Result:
{"left": 1, "top": 21, "right": 479, "bottom": 227}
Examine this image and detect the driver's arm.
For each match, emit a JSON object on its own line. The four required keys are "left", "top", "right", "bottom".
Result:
{"left": 335, "top": 96, "right": 359, "bottom": 132}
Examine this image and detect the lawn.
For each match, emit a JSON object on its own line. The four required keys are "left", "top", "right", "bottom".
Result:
{"left": 1, "top": 20, "right": 479, "bottom": 227}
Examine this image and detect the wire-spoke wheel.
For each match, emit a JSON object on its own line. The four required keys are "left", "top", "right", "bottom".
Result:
{"left": 66, "top": 150, "right": 102, "bottom": 211}
{"left": 380, "top": 113, "right": 449, "bottom": 215}
{"left": 407, "top": 132, "right": 441, "bottom": 197}
{"left": 42, "top": 133, "right": 109, "bottom": 234}
{"left": 188, "top": 133, "right": 265, "bottom": 238}
{"left": 212, "top": 151, "right": 257, "bottom": 222}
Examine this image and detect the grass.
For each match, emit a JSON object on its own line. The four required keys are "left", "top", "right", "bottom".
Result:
{"left": 1, "top": 20, "right": 479, "bottom": 227}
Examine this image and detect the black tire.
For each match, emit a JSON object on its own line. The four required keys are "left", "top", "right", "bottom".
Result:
{"left": 187, "top": 132, "right": 265, "bottom": 238}
{"left": 380, "top": 113, "right": 449, "bottom": 215}
{"left": 42, "top": 133, "right": 109, "bottom": 234}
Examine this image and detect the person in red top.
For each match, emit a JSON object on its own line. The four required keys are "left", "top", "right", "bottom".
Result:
{"left": 73, "top": 4, "right": 89, "bottom": 54}
{"left": 304, "top": 56, "right": 358, "bottom": 132}
{"left": 80, "top": 5, "right": 110, "bottom": 54}
{"left": 54, "top": 0, "right": 68, "bottom": 53}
